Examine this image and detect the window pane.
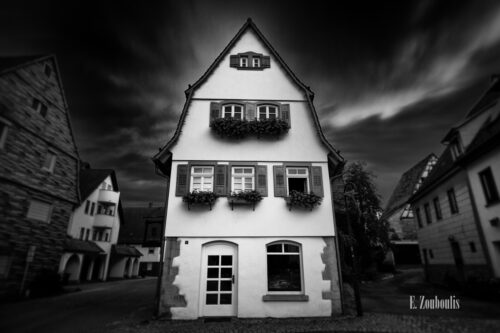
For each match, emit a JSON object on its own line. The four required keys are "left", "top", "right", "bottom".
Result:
{"left": 267, "top": 244, "right": 282, "bottom": 252}
{"left": 284, "top": 244, "right": 299, "bottom": 253}
{"left": 234, "top": 106, "right": 242, "bottom": 113}
{"left": 235, "top": 168, "right": 243, "bottom": 174}
{"left": 207, "top": 268, "right": 218, "bottom": 278}
{"left": 221, "top": 268, "right": 232, "bottom": 278}
{"left": 297, "top": 169, "right": 307, "bottom": 174}
{"left": 221, "top": 256, "right": 232, "bottom": 265}
{"left": 193, "top": 168, "right": 203, "bottom": 173}
{"left": 208, "top": 255, "right": 219, "bottom": 266}
{"left": 206, "top": 294, "right": 218, "bottom": 305}
{"left": 267, "top": 254, "right": 301, "bottom": 291}
{"left": 220, "top": 294, "right": 232, "bottom": 304}
{"left": 207, "top": 281, "right": 218, "bottom": 291}
{"left": 220, "top": 280, "right": 232, "bottom": 291}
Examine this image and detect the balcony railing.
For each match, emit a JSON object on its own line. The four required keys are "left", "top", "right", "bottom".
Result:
{"left": 94, "top": 214, "right": 114, "bottom": 228}
{"left": 98, "top": 189, "right": 120, "bottom": 204}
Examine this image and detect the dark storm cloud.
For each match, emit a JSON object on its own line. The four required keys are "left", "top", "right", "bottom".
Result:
{"left": 2, "top": 0, "right": 500, "bottom": 205}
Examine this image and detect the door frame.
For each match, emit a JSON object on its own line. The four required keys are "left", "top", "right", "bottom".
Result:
{"left": 199, "top": 241, "right": 238, "bottom": 317}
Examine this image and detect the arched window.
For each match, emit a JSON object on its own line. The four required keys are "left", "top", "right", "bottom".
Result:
{"left": 222, "top": 104, "right": 243, "bottom": 120}
{"left": 257, "top": 104, "right": 278, "bottom": 120}
{"left": 266, "top": 241, "right": 302, "bottom": 292}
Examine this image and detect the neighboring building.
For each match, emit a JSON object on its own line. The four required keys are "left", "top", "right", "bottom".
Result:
{"left": 382, "top": 154, "right": 437, "bottom": 264}
{"left": 120, "top": 205, "right": 164, "bottom": 277}
{"left": 58, "top": 168, "right": 127, "bottom": 282}
{"left": 152, "top": 19, "right": 345, "bottom": 319}
{"left": 409, "top": 75, "right": 500, "bottom": 284}
{"left": 0, "top": 55, "right": 80, "bottom": 298}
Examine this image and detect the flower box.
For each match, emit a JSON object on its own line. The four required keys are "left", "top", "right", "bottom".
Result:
{"left": 285, "top": 190, "right": 322, "bottom": 211}
{"left": 182, "top": 191, "right": 218, "bottom": 210}
{"left": 228, "top": 190, "right": 263, "bottom": 211}
{"left": 211, "top": 118, "right": 289, "bottom": 139}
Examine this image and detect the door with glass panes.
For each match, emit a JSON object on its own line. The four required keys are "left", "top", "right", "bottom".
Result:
{"left": 200, "top": 242, "right": 238, "bottom": 317}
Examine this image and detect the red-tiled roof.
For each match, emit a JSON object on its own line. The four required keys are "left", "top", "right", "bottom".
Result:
{"left": 64, "top": 238, "right": 104, "bottom": 254}
{"left": 119, "top": 206, "right": 164, "bottom": 244}
{"left": 383, "top": 154, "right": 436, "bottom": 218}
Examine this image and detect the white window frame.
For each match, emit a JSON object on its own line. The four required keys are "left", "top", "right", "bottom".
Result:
{"left": 266, "top": 241, "right": 304, "bottom": 294}
{"left": 253, "top": 57, "right": 260, "bottom": 67}
{"left": 190, "top": 166, "right": 214, "bottom": 192}
{"left": 240, "top": 56, "right": 248, "bottom": 67}
{"left": 257, "top": 105, "right": 278, "bottom": 120}
{"left": 286, "top": 167, "right": 309, "bottom": 195}
{"left": 231, "top": 167, "right": 255, "bottom": 193}
{"left": 26, "top": 200, "right": 53, "bottom": 223}
{"left": 222, "top": 104, "right": 243, "bottom": 120}
{"left": 42, "top": 152, "right": 57, "bottom": 173}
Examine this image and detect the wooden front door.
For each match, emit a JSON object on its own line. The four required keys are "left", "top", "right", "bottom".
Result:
{"left": 200, "top": 242, "right": 237, "bottom": 317}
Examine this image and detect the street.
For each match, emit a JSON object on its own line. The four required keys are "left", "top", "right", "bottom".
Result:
{"left": 0, "top": 277, "right": 157, "bottom": 333}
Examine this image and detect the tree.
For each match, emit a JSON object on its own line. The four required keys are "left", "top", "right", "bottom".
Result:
{"left": 334, "top": 161, "right": 390, "bottom": 278}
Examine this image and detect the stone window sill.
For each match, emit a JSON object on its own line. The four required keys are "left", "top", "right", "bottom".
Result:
{"left": 262, "top": 294, "right": 309, "bottom": 302}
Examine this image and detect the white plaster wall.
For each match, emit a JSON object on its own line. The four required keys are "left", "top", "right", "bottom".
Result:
{"left": 171, "top": 101, "right": 328, "bottom": 162}
{"left": 165, "top": 162, "right": 335, "bottom": 237}
{"left": 466, "top": 145, "right": 500, "bottom": 276}
{"left": 414, "top": 173, "right": 487, "bottom": 266}
{"left": 170, "top": 237, "right": 335, "bottom": 319}
{"left": 193, "top": 30, "right": 304, "bottom": 101}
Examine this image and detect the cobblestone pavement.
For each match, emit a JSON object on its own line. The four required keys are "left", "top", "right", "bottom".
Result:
{"left": 108, "top": 313, "right": 500, "bottom": 333}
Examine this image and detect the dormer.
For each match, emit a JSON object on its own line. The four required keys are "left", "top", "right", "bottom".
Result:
{"left": 230, "top": 52, "right": 270, "bottom": 70}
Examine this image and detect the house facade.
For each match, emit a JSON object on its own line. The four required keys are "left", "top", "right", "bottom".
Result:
{"left": 120, "top": 205, "right": 164, "bottom": 277}
{"left": 58, "top": 168, "right": 126, "bottom": 282}
{"left": 382, "top": 154, "right": 437, "bottom": 265}
{"left": 153, "top": 19, "right": 344, "bottom": 319}
{"left": 0, "top": 55, "right": 80, "bottom": 298}
{"left": 409, "top": 76, "right": 500, "bottom": 284}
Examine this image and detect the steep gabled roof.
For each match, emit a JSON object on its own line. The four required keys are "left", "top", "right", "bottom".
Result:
{"left": 152, "top": 18, "right": 343, "bottom": 172}
{"left": 119, "top": 206, "right": 165, "bottom": 244}
{"left": 79, "top": 169, "right": 118, "bottom": 201}
{"left": 382, "top": 154, "right": 436, "bottom": 218}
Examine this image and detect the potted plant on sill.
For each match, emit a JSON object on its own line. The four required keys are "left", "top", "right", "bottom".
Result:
{"left": 182, "top": 190, "right": 218, "bottom": 210}
{"left": 228, "top": 190, "right": 263, "bottom": 211}
{"left": 211, "top": 118, "right": 250, "bottom": 138}
{"left": 249, "top": 118, "right": 289, "bottom": 138}
{"left": 285, "top": 190, "right": 322, "bottom": 211}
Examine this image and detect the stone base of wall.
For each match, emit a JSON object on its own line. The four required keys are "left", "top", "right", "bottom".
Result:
{"left": 321, "top": 237, "right": 342, "bottom": 316}
{"left": 159, "top": 237, "right": 186, "bottom": 317}
{"left": 0, "top": 182, "right": 72, "bottom": 299}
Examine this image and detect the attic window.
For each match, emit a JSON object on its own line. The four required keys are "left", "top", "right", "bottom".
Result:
{"left": 32, "top": 98, "right": 48, "bottom": 117}
{"left": 450, "top": 139, "right": 463, "bottom": 161}
{"left": 230, "top": 52, "right": 270, "bottom": 70}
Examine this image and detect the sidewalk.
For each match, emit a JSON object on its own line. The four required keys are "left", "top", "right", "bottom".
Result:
{"left": 62, "top": 276, "right": 157, "bottom": 295}
{"left": 108, "top": 313, "right": 500, "bottom": 333}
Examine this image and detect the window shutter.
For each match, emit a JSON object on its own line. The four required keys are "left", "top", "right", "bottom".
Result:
{"left": 256, "top": 166, "right": 268, "bottom": 197}
{"left": 27, "top": 200, "right": 52, "bottom": 222}
{"left": 230, "top": 55, "right": 239, "bottom": 68}
{"left": 175, "top": 164, "right": 189, "bottom": 196}
{"left": 310, "top": 166, "right": 324, "bottom": 197}
{"left": 214, "top": 165, "right": 228, "bottom": 196}
{"left": 262, "top": 56, "right": 271, "bottom": 68}
{"left": 273, "top": 165, "right": 287, "bottom": 197}
{"left": 280, "top": 104, "right": 291, "bottom": 128}
{"left": 209, "top": 102, "right": 221, "bottom": 127}
{"left": 245, "top": 103, "right": 256, "bottom": 121}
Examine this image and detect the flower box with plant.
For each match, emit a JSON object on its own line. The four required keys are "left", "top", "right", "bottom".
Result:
{"left": 285, "top": 190, "right": 322, "bottom": 211}
{"left": 228, "top": 190, "right": 263, "bottom": 210}
{"left": 182, "top": 190, "right": 218, "bottom": 210}
{"left": 211, "top": 117, "right": 289, "bottom": 138}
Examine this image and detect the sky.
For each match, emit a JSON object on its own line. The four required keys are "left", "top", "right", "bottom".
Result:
{"left": 1, "top": 0, "right": 500, "bottom": 207}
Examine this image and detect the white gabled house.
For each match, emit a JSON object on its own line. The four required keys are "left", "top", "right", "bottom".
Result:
{"left": 153, "top": 19, "right": 345, "bottom": 319}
